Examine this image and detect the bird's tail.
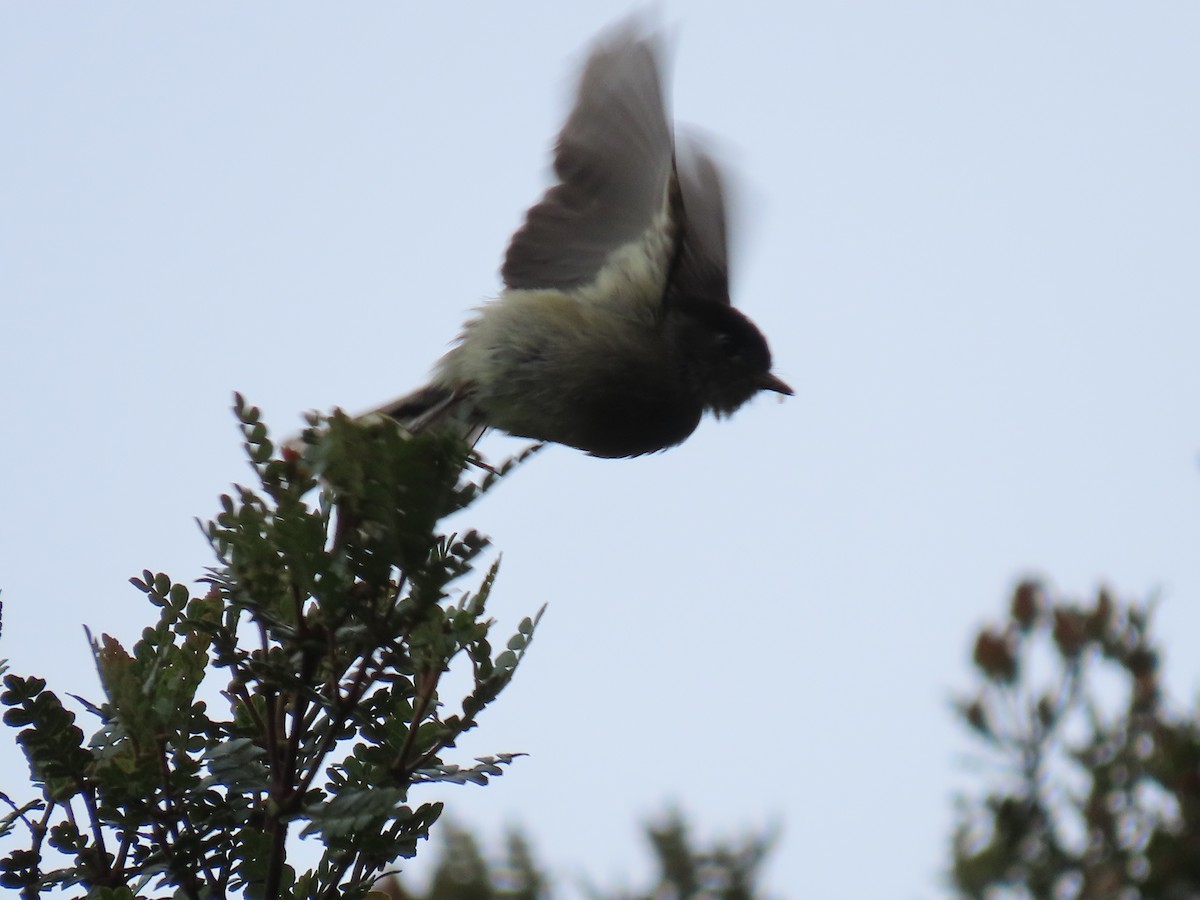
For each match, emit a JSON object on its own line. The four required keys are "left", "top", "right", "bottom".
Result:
{"left": 362, "top": 384, "right": 486, "bottom": 446}
{"left": 284, "top": 384, "right": 484, "bottom": 460}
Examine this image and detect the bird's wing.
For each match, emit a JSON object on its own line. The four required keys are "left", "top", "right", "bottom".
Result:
{"left": 666, "top": 134, "right": 732, "bottom": 306}
{"left": 501, "top": 24, "right": 676, "bottom": 294}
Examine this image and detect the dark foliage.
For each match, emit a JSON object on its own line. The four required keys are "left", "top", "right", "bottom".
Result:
{"left": 0, "top": 397, "right": 541, "bottom": 899}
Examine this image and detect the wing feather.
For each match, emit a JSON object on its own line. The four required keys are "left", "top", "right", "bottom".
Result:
{"left": 501, "top": 25, "right": 676, "bottom": 292}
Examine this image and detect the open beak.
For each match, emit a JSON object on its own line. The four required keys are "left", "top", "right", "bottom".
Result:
{"left": 757, "top": 372, "right": 794, "bottom": 396}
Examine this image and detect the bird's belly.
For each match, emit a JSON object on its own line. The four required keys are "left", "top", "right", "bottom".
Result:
{"left": 486, "top": 374, "right": 703, "bottom": 458}
{"left": 438, "top": 291, "right": 702, "bottom": 456}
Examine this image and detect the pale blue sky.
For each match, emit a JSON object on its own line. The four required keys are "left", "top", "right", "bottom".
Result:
{"left": 2, "top": 3, "right": 1198, "bottom": 896}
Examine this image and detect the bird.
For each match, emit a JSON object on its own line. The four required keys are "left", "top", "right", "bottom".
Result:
{"left": 364, "top": 20, "right": 791, "bottom": 458}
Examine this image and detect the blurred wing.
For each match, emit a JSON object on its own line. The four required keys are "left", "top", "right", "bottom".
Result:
{"left": 666, "top": 135, "right": 731, "bottom": 305}
{"left": 501, "top": 25, "right": 676, "bottom": 292}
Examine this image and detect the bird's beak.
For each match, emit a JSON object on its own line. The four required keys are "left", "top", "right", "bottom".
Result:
{"left": 757, "top": 372, "right": 794, "bottom": 396}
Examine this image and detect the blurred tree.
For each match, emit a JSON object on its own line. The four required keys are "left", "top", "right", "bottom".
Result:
{"left": 375, "top": 823, "right": 545, "bottom": 900}
{"left": 951, "top": 580, "right": 1200, "bottom": 898}
{"left": 376, "top": 809, "right": 775, "bottom": 899}
{"left": 616, "top": 810, "right": 775, "bottom": 900}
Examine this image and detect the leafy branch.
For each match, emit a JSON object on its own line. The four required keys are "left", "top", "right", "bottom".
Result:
{"left": 0, "top": 396, "right": 542, "bottom": 899}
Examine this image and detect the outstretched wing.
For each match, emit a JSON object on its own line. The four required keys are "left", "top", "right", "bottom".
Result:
{"left": 667, "top": 134, "right": 732, "bottom": 306}
{"left": 501, "top": 24, "right": 676, "bottom": 294}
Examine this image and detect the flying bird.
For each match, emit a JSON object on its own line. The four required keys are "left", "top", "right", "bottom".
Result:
{"left": 367, "top": 21, "right": 791, "bottom": 458}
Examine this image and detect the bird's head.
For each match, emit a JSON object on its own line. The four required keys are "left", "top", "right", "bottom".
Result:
{"left": 670, "top": 299, "right": 792, "bottom": 416}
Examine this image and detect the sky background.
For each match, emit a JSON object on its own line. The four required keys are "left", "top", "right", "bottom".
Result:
{"left": 2, "top": 3, "right": 1199, "bottom": 896}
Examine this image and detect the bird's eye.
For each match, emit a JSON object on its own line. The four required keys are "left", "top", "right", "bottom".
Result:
{"left": 715, "top": 332, "right": 741, "bottom": 359}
